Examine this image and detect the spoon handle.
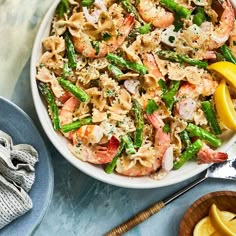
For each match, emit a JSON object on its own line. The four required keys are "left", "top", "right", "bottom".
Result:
{"left": 164, "top": 174, "right": 207, "bottom": 205}
{"left": 105, "top": 201, "right": 165, "bottom": 236}
{"left": 105, "top": 174, "right": 207, "bottom": 236}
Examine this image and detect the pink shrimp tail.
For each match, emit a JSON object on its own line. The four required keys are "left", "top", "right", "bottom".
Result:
{"left": 143, "top": 53, "right": 164, "bottom": 80}
{"left": 147, "top": 112, "right": 163, "bottom": 129}
{"left": 95, "top": 136, "right": 120, "bottom": 164}
{"left": 197, "top": 144, "right": 228, "bottom": 164}
{"left": 107, "top": 136, "right": 120, "bottom": 153}
{"left": 147, "top": 112, "right": 171, "bottom": 162}
{"left": 58, "top": 91, "right": 71, "bottom": 103}
{"left": 123, "top": 15, "right": 135, "bottom": 32}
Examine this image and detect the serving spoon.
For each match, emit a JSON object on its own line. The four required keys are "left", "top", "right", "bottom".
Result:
{"left": 105, "top": 153, "right": 236, "bottom": 236}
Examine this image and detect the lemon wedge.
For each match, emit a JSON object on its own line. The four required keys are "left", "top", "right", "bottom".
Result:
{"left": 221, "top": 211, "right": 236, "bottom": 221}
{"left": 208, "top": 61, "right": 236, "bottom": 90}
{"left": 193, "top": 216, "right": 216, "bottom": 236}
{"left": 214, "top": 80, "right": 236, "bottom": 130}
{"left": 228, "top": 219, "right": 236, "bottom": 232}
{"left": 209, "top": 204, "right": 236, "bottom": 236}
{"left": 193, "top": 211, "right": 236, "bottom": 236}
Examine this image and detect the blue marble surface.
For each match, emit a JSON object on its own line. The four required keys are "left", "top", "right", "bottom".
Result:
{"left": 1, "top": 1, "right": 236, "bottom": 236}
{"left": 0, "top": 97, "right": 53, "bottom": 236}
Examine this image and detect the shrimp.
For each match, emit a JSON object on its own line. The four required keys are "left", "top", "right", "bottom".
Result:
{"left": 208, "top": 0, "right": 235, "bottom": 50}
{"left": 57, "top": 91, "right": 72, "bottom": 104}
{"left": 116, "top": 112, "right": 170, "bottom": 176}
{"left": 137, "top": 0, "right": 174, "bottom": 28}
{"left": 147, "top": 112, "right": 171, "bottom": 161}
{"left": 175, "top": 97, "right": 197, "bottom": 121}
{"left": 68, "top": 136, "right": 120, "bottom": 164}
{"left": 175, "top": 78, "right": 218, "bottom": 120}
{"left": 177, "top": 78, "right": 218, "bottom": 99}
{"left": 142, "top": 53, "right": 164, "bottom": 80}
{"left": 72, "top": 15, "right": 135, "bottom": 58}
{"left": 197, "top": 144, "right": 228, "bottom": 164}
{"left": 73, "top": 125, "right": 104, "bottom": 145}
{"left": 59, "top": 96, "right": 80, "bottom": 125}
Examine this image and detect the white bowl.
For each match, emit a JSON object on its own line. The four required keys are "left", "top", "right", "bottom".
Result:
{"left": 30, "top": 0, "right": 236, "bottom": 189}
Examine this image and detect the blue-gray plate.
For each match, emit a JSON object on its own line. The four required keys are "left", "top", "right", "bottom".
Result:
{"left": 0, "top": 96, "right": 54, "bottom": 236}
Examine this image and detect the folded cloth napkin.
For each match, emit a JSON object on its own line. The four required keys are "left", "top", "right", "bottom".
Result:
{"left": 0, "top": 130, "right": 38, "bottom": 229}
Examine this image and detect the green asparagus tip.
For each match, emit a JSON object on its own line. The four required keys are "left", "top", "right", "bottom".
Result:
{"left": 173, "top": 139, "right": 203, "bottom": 169}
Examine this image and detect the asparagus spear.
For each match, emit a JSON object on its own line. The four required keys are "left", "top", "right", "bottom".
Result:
{"left": 186, "top": 123, "right": 222, "bottom": 147}
{"left": 106, "top": 53, "right": 148, "bottom": 74}
{"left": 160, "top": 0, "right": 191, "bottom": 19}
{"left": 108, "top": 64, "right": 123, "bottom": 78}
{"left": 173, "top": 139, "right": 203, "bottom": 169}
{"left": 81, "top": 0, "right": 95, "bottom": 7}
{"left": 122, "top": 134, "right": 136, "bottom": 154}
{"left": 132, "top": 99, "right": 145, "bottom": 148}
{"left": 63, "top": 62, "right": 73, "bottom": 77}
{"left": 61, "top": 117, "right": 92, "bottom": 133}
{"left": 193, "top": 7, "right": 206, "bottom": 26}
{"left": 38, "top": 82, "right": 60, "bottom": 130}
{"left": 56, "top": 0, "right": 69, "bottom": 18}
{"left": 120, "top": 0, "right": 140, "bottom": 20}
{"left": 64, "top": 32, "right": 77, "bottom": 69}
{"left": 161, "top": 80, "right": 180, "bottom": 110}
{"left": 179, "top": 129, "right": 192, "bottom": 149}
{"left": 173, "top": 15, "right": 184, "bottom": 32}
{"left": 58, "top": 78, "right": 90, "bottom": 103}
{"left": 220, "top": 45, "right": 236, "bottom": 64}
{"left": 215, "top": 52, "right": 225, "bottom": 62}
{"left": 105, "top": 139, "right": 125, "bottom": 174}
{"left": 158, "top": 79, "right": 167, "bottom": 93}
{"left": 128, "top": 23, "right": 152, "bottom": 40}
{"left": 201, "top": 101, "right": 222, "bottom": 135}
{"left": 157, "top": 50, "right": 208, "bottom": 68}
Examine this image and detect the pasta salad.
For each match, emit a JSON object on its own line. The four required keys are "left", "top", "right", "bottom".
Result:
{"left": 36, "top": 0, "right": 236, "bottom": 179}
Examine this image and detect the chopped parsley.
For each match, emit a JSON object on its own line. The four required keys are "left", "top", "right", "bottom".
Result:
{"left": 105, "top": 89, "right": 115, "bottom": 97}
{"left": 139, "top": 23, "right": 152, "bottom": 34}
{"left": 163, "top": 124, "right": 170, "bottom": 133}
{"left": 76, "top": 139, "right": 82, "bottom": 147}
{"left": 103, "top": 33, "right": 112, "bottom": 41}
{"left": 146, "top": 99, "right": 159, "bottom": 115}
{"left": 39, "top": 63, "right": 45, "bottom": 68}
{"left": 90, "top": 41, "right": 100, "bottom": 55}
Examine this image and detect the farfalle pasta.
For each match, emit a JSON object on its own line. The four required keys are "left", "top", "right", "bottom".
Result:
{"left": 35, "top": 0, "right": 236, "bottom": 179}
{"left": 54, "top": 12, "right": 84, "bottom": 36}
{"left": 37, "top": 67, "right": 64, "bottom": 98}
{"left": 39, "top": 36, "right": 65, "bottom": 69}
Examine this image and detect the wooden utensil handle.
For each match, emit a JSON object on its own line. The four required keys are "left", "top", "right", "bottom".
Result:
{"left": 105, "top": 201, "right": 165, "bottom": 236}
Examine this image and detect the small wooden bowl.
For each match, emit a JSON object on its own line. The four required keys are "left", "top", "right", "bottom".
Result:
{"left": 178, "top": 191, "right": 236, "bottom": 236}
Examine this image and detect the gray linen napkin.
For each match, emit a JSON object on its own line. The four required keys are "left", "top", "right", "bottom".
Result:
{"left": 0, "top": 130, "right": 38, "bottom": 229}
